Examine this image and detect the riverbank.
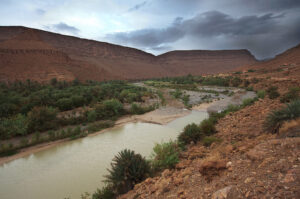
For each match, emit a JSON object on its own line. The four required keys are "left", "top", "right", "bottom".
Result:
{"left": 0, "top": 87, "right": 254, "bottom": 166}
{"left": 0, "top": 106, "right": 190, "bottom": 166}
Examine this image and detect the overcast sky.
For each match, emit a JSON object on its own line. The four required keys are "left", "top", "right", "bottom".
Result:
{"left": 1, "top": 0, "right": 300, "bottom": 59}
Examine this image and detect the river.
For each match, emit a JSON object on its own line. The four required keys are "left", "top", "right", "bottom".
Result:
{"left": 0, "top": 110, "right": 208, "bottom": 199}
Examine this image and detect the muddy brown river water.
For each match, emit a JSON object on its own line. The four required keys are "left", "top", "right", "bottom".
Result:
{"left": 0, "top": 111, "right": 208, "bottom": 199}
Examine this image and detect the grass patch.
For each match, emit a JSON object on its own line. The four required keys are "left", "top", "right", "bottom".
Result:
{"left": 257, "top": 90, "right": 266, "bottom": 99}
{"left": 151, "top": 140, "right": 181, "bottom": 171}
{"left": 280, "top": 87, "right": 300, "bottom": 103}
{"left": 202, "top": 136, "right": 222, "bottom": 147}
{"left": 267, "top": 86, "right": 280, "bottom": 99}
{"left": 264, "top": 100, "right": 300, "bottom": 133}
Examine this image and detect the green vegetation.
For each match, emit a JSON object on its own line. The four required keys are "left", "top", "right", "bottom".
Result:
{"left": 156, "top": 90, "right": 166, "bottom": 105}
{"left": 178, "top": 123, "right": 203, "bottom": 145}
{"left": 0, "top": 80, "right": 157, "bottom": 156}
{"left": 92, "top": 185, "right": 115, "bottom": 199}
{"left": 267, "top": 86, "right": 280, "bottom": 99}
{"left": 182, "top": 94, "right": 190, "bottom": 108}
{"left": 178, "top": 96, "right": 258, "bottom": 147}
{"left": 151, "top": 140, "right": 181, "bottom": 171}
{"left": 264, "top": 100, "right": 300, "bottom": 133}
{"left": 170, "top": 89, "right": 182, "bottom": 99}
{"left": 199, "top": 118, "right": 216, "bottom": 136}
{"left": 145, "top": 74, "right": 245, "bottom": 89}
{"left": 247, "top": 69, "right": 256, "bottom": 73}
{"left": 280, "top": 87, "right": 300, "bottom": 103}
{"left": 104, "top": 149, "right": 151, "bottom": 194}
{"left": 130, "top": 103, "right": 156, "bottom": 115}
{"left": 88, "top": 95, "right": 259, "bottom": 198}
{"left": 202, "top": 136, "right": 222, "bottom": 147}
{"left": 86, "top": 121, "right": 114, "bottom": 134}
{"left": 241, "top": 98, "right": 257, "bottom": 108}
{"left": 234, "top": 71, "right": 242, "bottom": 75}
{"left": 257, "top": 90, "right": 266, "bottom": 99}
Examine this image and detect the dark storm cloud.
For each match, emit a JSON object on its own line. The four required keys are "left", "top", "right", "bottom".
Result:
{"left": 183, "top": 11, "right": 284, "bottom": 37}
{"left": 106, "top": 10, "right": 299, "bottom": 59}
{"left": 128, "top": 1, "right": 147, "bottom": 12}
{"left": 242, "top": 0, "right": 300, "bottom": 11}
{"left": 45, "top": 22, "right": 80, "bottom": 35}
{"left": 106, "top": 20, "right": 184, "bottom": 47}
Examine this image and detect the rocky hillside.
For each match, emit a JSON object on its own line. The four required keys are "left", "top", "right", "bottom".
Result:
{"left": 119, "top": 58, "right": 300, "bottom": 198}
{"left": 0, "top": 26, "right": 257, "bottom": 83}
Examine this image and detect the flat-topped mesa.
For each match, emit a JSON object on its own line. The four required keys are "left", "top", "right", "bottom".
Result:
{"left": 158, "top": 49, "right": 256, "bottom": 59}
{"left": 0, "top": 26, "right": 258, "bottom": 82}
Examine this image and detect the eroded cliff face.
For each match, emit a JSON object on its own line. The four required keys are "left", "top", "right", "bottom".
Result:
{"left": 0, "top": 26, "right": 257, "bottom": 82}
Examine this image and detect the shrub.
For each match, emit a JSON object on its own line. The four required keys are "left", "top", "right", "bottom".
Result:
{"left": 257, "top": 90, "right": 266, "bottom": 99}
{"left": 87, "top": 110, "right": 97, "bottom": 122}
{"left": 202, "top": 136, "right": 222, "bottom": 147}
{"left": 170, "top": 89, "right": 182, "bottom": 99}
{"left": 92, "top": 185, "right": 115, "bottom": 199}
{"left": 178, "top": 123, "right": 203, "bottom": 145}
{"left": 182, "top": 94, "right": 190, "bottom": 107}
{"left": 33, "top": 132, "right": 41, "bottom": 143}
{"left": 87, "top": 121, "right": 114, "bottom": 133}
{"left": 247, "top": 69, "right": 255, "bottom": 72}
{"left": 246, "top": 86, "right": 253, "bottom": 91}
{"left": 20, "top": 137, "right": 29, "bottom": 147}
{"left": 27, "top": 106, "right": 58, "bottom": 132}
{"left": 251, "top": 78, "right": 259, "bottom": 84}
{"left": 267, "top": 86, "right": 280, "bottom": 99}
{"left": 199, "top": 119, "right": 216, "bottom": 136}
{"left": 130, "top": 103, "right": 144, "bottom": 115}
{"left": 280, "top": 87, "right": 300, "bottom": 103}
{"left": 57, "top": 98, "right": 73, "bottom": 111}
{"left": 225, "top": 104, "right": 240, "bottom": 113}
{"left": 71, "top": 95, "right": 85, "bottom": 107}
{"left": 105, "top": 149, "right": 151, "bottom": 194}
{"left": 48, "top": 130, "right": 55, "bottom": 140}
{"left": 241, "top": 98, "right": 255, "bottom": 107}
{"left": 231, "top": 77, "right": 242, "bottom": 87}
{"left": 96, "top": 99, "right": 124, "bottom": 119}
{"left": 208, "top": 112, "right": 225, "bottom": 124}
{"left": 244, "top": 80, "right": 250, "bottom": 87}
{"left": 151, "top": 140, "right": 180, "bottom": 171}
{"left": 264, "top": 100, "right": 300, "bottom": 133}
{"left": 0, "top": 114, "right": 28, "bottom": 139}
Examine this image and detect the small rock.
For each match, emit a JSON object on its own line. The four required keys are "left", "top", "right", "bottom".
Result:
{"left": 245, "top": 191, "right": 251, "bottom": 198}
{"left": 226, "top": 161, "right": 232, "bottom": 168}
{"left": 246, "top": 149, "right": 266, "bottom": 161}
{"left": 212, "top": 186, "right": 239, "bottom": 199}
{"left": 244, "top": 177, "right": 254, "bottom": 184}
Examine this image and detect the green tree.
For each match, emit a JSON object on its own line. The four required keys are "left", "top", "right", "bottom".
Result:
{"left": 0, "top": 114, "right": 28, "bottom": 138}
{"left": 57, "top": 98, "right": 73, "bottom": 111}
{"left": 27, "top": 106, "right": 58, "bottom": 132}
{"left": 105, "top": 149, "right": 151, "bottom": 194}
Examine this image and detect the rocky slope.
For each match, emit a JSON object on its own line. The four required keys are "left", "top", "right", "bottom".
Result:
{"left": 120, "top": 61, "right": 300, "bottom": 198}
{"left": 0, "top": 26, "right": 257, "bottom": 83}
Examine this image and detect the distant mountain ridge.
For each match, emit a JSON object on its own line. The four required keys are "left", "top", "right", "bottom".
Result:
{"left": 0, "top": 26, "right": 258, "bottom": 82}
